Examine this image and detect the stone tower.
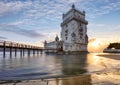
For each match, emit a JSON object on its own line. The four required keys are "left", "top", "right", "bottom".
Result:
{"left": 61, "top": 4, "right": 88, "bottom": 52}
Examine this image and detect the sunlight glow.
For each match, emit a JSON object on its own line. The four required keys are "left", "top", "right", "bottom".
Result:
{"left": 88, "top": 39, "right": 102, "bottom": 52}
{"left": 88, "top": 38, "right": 109, "bottom": 52}
{"left": 91, "top": 39, "right": 100, "bottom": 48}
{"left": 87, "top": 54, "right": 100, "bottom": 65}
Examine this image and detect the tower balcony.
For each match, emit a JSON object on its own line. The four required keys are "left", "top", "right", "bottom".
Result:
{"left": 61, "top": 15, "right": 88, "bottom": 26}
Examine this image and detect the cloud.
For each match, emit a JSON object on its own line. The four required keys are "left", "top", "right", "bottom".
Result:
{"left": 70, "top": 0, "right": 120, "bottom": 19}
{"left": 1, "top": 0, "right": 120, "bottom": 19}
{"left": 96, "top": 1, "right": 120, "bottom": 15}
{"left": 0, "top": 24, "right": 43, "bottom": 38}
{"left": 1, "top": 0, "right": 120, "bottom": 20}
{"left": 23, "top": 1, "right": 68, "bottom": 19}
{"left": 0, "top": 36, "right": 7, "bottom": 39}
{"left": 88, "top": 22, "right": 120, "bottom": 45}
{"left": 9, "top": 18, "right": 35, "bottom": 26}
{"left": 88, "top": 38, "right": 96, "bottom": 43}
{"left": 0, "top": 1, "right": 32, "bottom": 16}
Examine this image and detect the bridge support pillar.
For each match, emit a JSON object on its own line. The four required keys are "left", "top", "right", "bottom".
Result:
{"left": 3, "top": 41, "right": 6, "bottom": 58}
{"left": 15, "top": 48, "right": 17, "bottom": 57}
{"left": 28, "top": 49, "right": 30, "bottom": 56}
{"left": 40, "top": 49, "right": 42, "bottom": 54}
{"left": 10, "top": 47, "right": 12, "bottom": 57}
{"left": 23, "top": 49, "right": 24, "bottom": 56}
{"left": 33, "top": 49, "right": 35, "bottom": 56}
{"left": 20, "top": 49, "right": 23, "bottom": 57}
{"left": 10, "top": 43, "right": 13, "bottom": 57}
{"left": 37, "top": 49, "right": 39, "bottom": 55}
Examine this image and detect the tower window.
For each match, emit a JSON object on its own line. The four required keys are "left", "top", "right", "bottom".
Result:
{"left": 80, "top": 23, "right": 81, "bottom": 26}
{"left": 65, "top": 24, "right": 68, "bottom": 27}
{"left": 80, "top": 36, "right": 82, "bottom": 39}
{"left": 79, "top": 29, "right": 83, "bottom": 32}
{"left": 65, "top": 29, "right": 68, "bottom": 36}
{"left": 65, "top": 34, "right": 67, "bottom": 36}
{"left": 65, "top": 29, "right": 68, "bottom": 33}
{"left": 66, "top": 37, "right": 68, "bottom": 40}
{"left": 80, "top": 33, "right": 83, "bottom": 36}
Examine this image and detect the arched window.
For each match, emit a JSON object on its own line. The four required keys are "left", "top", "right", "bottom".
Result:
{"left": 79, "top": 28, "right": 83, "bottom": 32}
{"left": 66, "top": 37, "right": 68, "bottom": 40}
{"left": 71, "top": 32, "right": 76, "bottom": 41}
{"left": 65, "top": 29, "right": 68, "bottom": 33}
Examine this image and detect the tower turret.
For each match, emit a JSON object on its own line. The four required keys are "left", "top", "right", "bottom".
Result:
{"left": 72, "top": 4, "right": 75, "bottom": 9}
{"left": 55, "top": 35, "right": 59, "bottom": 41}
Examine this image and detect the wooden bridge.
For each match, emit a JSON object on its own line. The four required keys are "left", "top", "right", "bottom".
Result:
{"left": 0, "top": 41, "right": 43, "bottom": 57}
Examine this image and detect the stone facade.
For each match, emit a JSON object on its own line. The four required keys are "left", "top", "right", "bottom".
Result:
{"left": 44, "top": 4, "right": 88, "bottom": 53}
{"left": 61, "top": 4, "right": 88, "bottom": 52}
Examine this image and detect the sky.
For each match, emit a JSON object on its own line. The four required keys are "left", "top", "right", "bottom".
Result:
{"left": 0, "top": 0, "right": 120, "bottom": 52}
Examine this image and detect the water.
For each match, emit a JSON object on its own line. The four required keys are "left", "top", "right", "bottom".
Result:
{"left": 0, "top": 52, "right": 120, "bottom": 80}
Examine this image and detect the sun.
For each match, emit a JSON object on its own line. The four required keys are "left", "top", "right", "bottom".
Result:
{"left": 91, "top": 40, "right": 100, "bottom": 47}
{"left": 88, "top": 39, "right": 101, "bottom": 52}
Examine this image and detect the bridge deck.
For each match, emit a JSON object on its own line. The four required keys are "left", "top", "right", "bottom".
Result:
{"left": 0, "top": 41, "right": 43, "bottom": 57}
{"left": 0, "top": 41, "right": 43, "bottom": 50}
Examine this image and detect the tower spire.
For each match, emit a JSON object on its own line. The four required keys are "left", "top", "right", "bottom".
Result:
{"left": 55, "top": 35, "right": 59, "bottom": 41}
{"left": 72, "top": 3, "right": 75, "bottom": 9}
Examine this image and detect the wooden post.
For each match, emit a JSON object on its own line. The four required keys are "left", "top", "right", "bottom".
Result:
{"left": 15, "top": 43, "right": 18, "bottom": 57}
{"left": 3, "top": 41, "right": 6, "bottom": 58}
{"left": 10, "top": 42, "right": 12, "bottom": 57}
{"left": 28, "top": 49, "right": 30, "bottom": 56}
{"left": 23, "top": 49, "right": 24, "bottom": 56}
{"left": 15, "top": 48, "right": 17, "bottom": 57}
{"left": 20, "top": 48, "right": 22, "bottom": 57}
{"left": 22, "top": 45, "right": 24, "bottom": 56}
{"left": 33, "top": 49, "right": 35, "bottom": 55}
{"left": 37, "top": 49, "right": 39, "bottom": 55}
{"left": 41, "top": 49, "right": 42, "bottom": 54}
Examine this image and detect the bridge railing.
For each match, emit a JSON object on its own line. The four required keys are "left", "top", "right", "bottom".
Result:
{"left": 0, "top": 41, "right": 43, "bottom": 49}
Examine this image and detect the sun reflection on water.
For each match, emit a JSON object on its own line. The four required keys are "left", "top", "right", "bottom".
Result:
{"left": 86, "top": 53, "right": 104, "bottom": 72}
{"left": 86, "top": 53, "right": 120, "bottom": 73}
{"left": 87, "top": 53, "right": 100, "bottom": 65}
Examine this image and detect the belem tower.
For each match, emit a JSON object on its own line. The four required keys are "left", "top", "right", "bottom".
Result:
{"left": 44, "top": 4, "right": 88, "bottom": 53}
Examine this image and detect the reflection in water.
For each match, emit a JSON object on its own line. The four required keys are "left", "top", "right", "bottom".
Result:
{"left": 92, "top": 71, "right": 120, "bottom": 84}
{"left": 47, "top": 75, "right": 91, "bottom": 85}
{"left": 0, "top": 52, "right": 120, "bottom": 81}
{"left": 61, "top": 75, "right": 91, "bottom": 85}
{"left": 1, "top": 71, "right": 120, "bottom": 85}
{"left": 86, "top": 53, "right": 106, "bottom": 72}
{"left": 47, "top": 71, "right": 120, "bottom": 85}
{"left": 61, "top": 54, "right": 87, "bottom": 75}
{"left": 87, "top": 53, "right": 120, "bottom": 73}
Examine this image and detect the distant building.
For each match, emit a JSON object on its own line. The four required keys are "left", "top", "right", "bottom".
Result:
{"left": 44, "top": 35, "right": 62, "bottom": 53}
{"left": 44, "top": 4, "right": 88, "bottom": 53}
